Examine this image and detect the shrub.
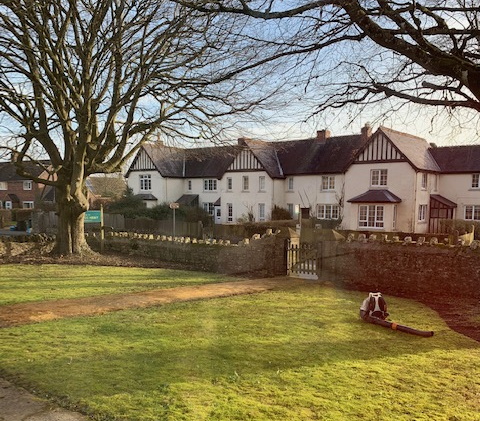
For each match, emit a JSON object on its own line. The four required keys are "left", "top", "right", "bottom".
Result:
{"left": 271, "top": 205, "right": 293, "bottom": 220}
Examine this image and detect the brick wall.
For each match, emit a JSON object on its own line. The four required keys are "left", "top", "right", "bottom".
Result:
{"left": 1, "top": 180, "right": 39, "bottom": 208}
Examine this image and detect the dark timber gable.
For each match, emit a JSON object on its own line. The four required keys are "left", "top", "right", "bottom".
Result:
{"left": 227, "top": 148, "right": 264, "bottom": 172}
{"left": 128, "top": 148, "right": 156, "bottom": 172}
{"left": 354, "top": 132, "right": 406, "bottom": 163}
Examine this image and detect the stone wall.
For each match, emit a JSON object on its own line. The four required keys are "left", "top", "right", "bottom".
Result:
{"left": 3, "top": 230, "right": 480, "bottom": 299}
{"left": 322, "top": 238, "right": 480, "bottom": 299}
{"left": 89, "top": 231, "right": 287, "bottom": 277}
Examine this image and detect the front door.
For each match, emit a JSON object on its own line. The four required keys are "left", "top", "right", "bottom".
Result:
{"left": 214, "top": 206, "right": 221, "bottom": 224}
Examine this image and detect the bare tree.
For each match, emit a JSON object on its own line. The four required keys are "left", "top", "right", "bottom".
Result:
{"left": 0, "top": 0, "right": 272, "bottom": 254}
{"left": 176, "top": 1, "right": 480, "bottom": 129}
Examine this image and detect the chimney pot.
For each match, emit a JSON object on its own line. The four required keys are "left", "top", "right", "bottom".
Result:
{"left": 361, "top": 123, "right": 372, "bottom": 141}
{"left": 316, "top": 129, "right": 331, "bottom": 142}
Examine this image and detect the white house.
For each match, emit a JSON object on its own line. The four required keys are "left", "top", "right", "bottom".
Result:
{"left": 344, "top": 127, "right": 442, "bottom": 233}
{"left": 126, "top": 125, "right": 480, "bottom": 234}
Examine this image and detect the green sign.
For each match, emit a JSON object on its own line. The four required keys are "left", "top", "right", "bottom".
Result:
{"left": 84, "top": 210, "right": 102, "bottom": 223}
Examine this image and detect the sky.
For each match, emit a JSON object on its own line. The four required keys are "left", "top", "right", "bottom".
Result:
{"left": 233, "top": 100, "right": 480, "bottom": 147}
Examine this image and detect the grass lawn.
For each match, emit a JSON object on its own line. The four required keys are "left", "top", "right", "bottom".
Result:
{"left": 0, "top": 264, "right": 236, "bottom": 305}
{"left": 0, "top": 267, "right": 479, "bottom": 420}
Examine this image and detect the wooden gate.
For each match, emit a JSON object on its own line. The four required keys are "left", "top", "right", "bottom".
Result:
{"left": 286, "top": 242, "right": 320, "bottom": 279}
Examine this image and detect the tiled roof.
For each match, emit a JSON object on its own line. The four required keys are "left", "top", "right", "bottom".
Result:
{"left": 242, "top": 138, "right": 284, "bottom": 178}
{"left": 142, "top": 143, "right": 238, "bottom": 178}
{"left": 0, "top": 160, "right": 51, "bottom": 181}
{"left": 176, "top": 194, "right": 199, "bottom": 205}
{"left": 142, "top": 144, "right": 185, "bottom": 177}
{"left": 135, "top": 193, "right": 157, "bottom": 200}
{"left": 430, "top": 194, "right": 457, "bottom": 208}
{"left": 429, "top": 145, "right": 480, "bottom": 173}
{"left": 378, "top": 127, "right": 440, "bottom": 172}
{"left": 347, "top": 189, "right": 402, "bottom": 203}
{"left": 137, "top": 128, "right": 480, "bottom": 180}
{"left": 275, "top": 135, "right": 366, "bottom": 175}
{"left": 184, "top": 146, "right": 238, "bottom": 178}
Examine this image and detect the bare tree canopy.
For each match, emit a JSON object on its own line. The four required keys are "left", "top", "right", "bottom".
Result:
{"left": 0, "top": 0, "right": 272, "bottom": 254}
{"left": 176, "top": 1, "right": 480, "bottom": 127}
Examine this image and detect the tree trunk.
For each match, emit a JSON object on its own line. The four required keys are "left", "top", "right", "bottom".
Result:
{"left": 53, "top": 182, "right": 91, "bottom": 256}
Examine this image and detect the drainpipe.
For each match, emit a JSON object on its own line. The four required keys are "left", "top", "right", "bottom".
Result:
{"left": 412, "top": 171, "right": 418, "bottom": 233}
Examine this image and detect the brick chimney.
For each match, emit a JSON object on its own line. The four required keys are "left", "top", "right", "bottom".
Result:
{"left": 316, "top": 129, "right": 331, "bottom": 143}
{"left": 361, "top": 123, "right": 372, "bottom": 141}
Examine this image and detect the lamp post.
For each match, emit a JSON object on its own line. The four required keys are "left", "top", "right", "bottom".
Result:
{"left": 169, "top": 202, "right": 179, "bottom": 238}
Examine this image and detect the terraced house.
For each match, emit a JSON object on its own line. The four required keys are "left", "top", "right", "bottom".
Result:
{"left": 126, "top": 125, "right": 480, "bottom": 234}
{"left": 0, "top": 160, "right": 54, "bottom": 210}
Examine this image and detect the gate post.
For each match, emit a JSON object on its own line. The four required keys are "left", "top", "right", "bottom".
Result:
{"left": 316, "top": 241, "right": 322, "bottom": 280}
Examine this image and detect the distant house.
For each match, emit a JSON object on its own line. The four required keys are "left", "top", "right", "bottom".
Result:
{"left": 86, "top": 174, "right": 126, "bottom": 207}
{"left": 430, "top": 145, "right": 480, "bottom": 232}
{"left": 0, "top": 160, "right": 53, "bottom": 210}
{"left": 126, "top": 125, "right": 480, "bottom": 234}
{"left": 344, "top": 127, "right": 442, "bottom": 233}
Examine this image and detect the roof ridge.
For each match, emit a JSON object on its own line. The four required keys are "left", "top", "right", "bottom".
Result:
{"left": 379, "top": 126, "right": 427, "bottom": 141}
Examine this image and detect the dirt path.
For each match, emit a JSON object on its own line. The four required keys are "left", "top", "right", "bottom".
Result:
{"left": 0, "top": 277, "right": 306, "bottom": 328}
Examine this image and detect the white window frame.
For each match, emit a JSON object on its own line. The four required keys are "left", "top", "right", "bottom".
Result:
{"left": 359, "top": 205, "right": 384, "bottom": 228}
{"left": 321, "top": 176, "right": 335, "bottom": 191}
{"left": 23, "top": 180, "right": 32, "bottom": 190}
{"left": 227, "top": 203, "right": 233, "bottom": 222}
{"left": 287, "top": 177, "right": 294, "bottom": 191}
{"left": 418, "top": 204, "right": 427, "bottom": 222}
{"left": 0, "top": 181, "right": 7, "bottom": 190}
{"left": 139, "top": 174, "right": 152, "bottom": 191}
{"left": 203, "top": 202, "right": 215, "bottom": 216}
{"left": 472, "top": 174, "right": 480, "bottom": 189}
{"left": 242, "top": 176, "right": 249, "bottom": 191}
{"left": 23, "top": 201, "right": 34, "bottom": 209}
{"left": 227, "top": 177, "right": 233, "bottom": 191}
{"left": 465, "top": 205, "right": 480, "bottom": 221}
{"left": 259, "top": 176, "right": 266, "bottom": 192}
{"left": 258, "top": 203, "right": 266, "bottom": 221}
{"left": 421, "top": 173, "right": 427, "bottom": 190}
{"left": 316, "top": 204, "right": 340, "bottom": 220}
{"left": 203, "top": 179, "right": 217, "bottom": 191}
{"left": 371, "top": 169, "right": 387, "bottom": 187}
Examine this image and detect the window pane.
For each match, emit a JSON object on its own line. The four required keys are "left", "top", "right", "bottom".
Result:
{"left": 380, "top": 170, "right": 387, "bottom": 185}
{"left": 474, "top": 206, "right": 480, "bottom": 220}
{"left": 473, "top": 174, "right": 480, "bottom": 188}
{"left": 466, "top": 206, "right": 473, "bottom": 220}
{"left": 259, "top": 176, "right": 265, "bottom": 191}
{"left": 332, "top": 205, "right": 339, "bottom": 219}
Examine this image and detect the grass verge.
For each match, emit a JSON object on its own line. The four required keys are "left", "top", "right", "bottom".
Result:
{"left": 0, "top": 275, "right": 478, "bottom": 421}
{"left": 0, "top": 264, "right": 236, "bottom": 305}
